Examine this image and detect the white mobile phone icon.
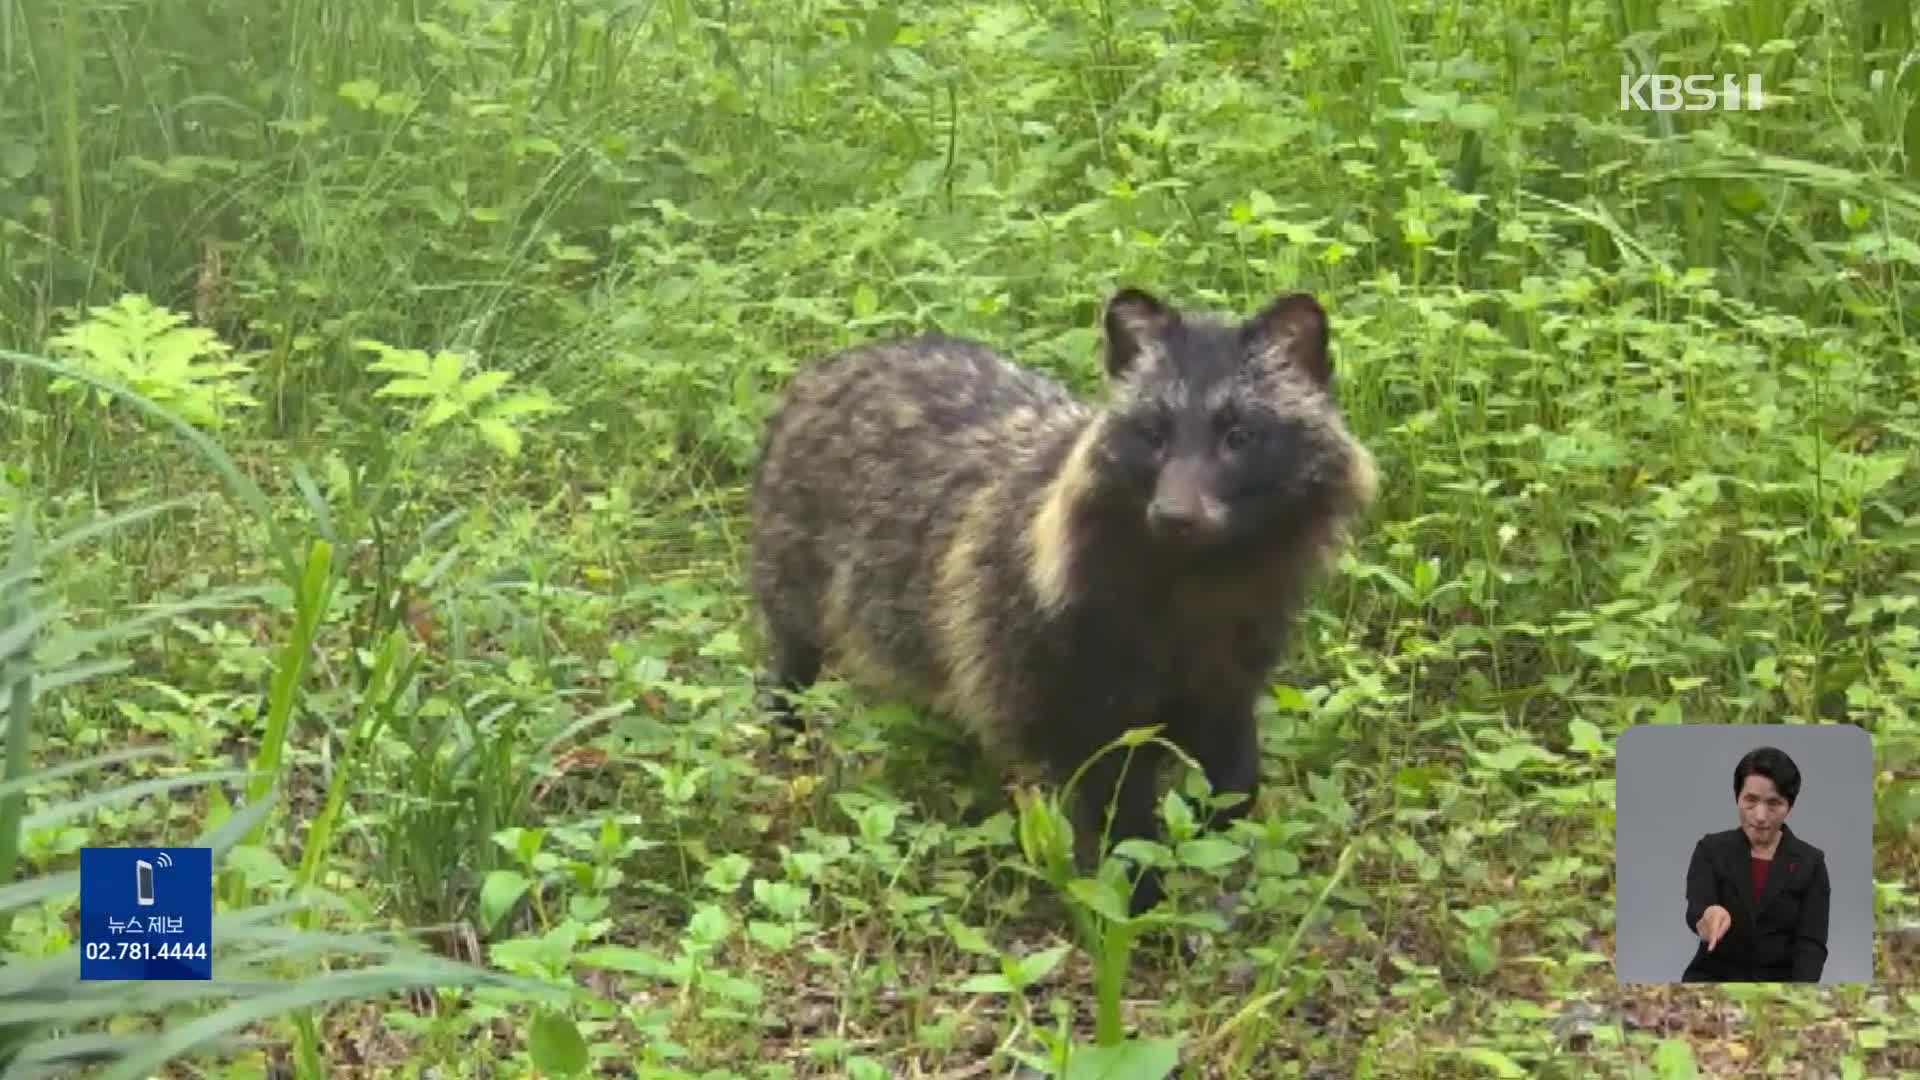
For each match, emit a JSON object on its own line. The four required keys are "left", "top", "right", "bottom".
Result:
{"left": 135, "top": 860, "right": 155, "bottom": 906}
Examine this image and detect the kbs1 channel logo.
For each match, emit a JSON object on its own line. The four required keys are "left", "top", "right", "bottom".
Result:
{"left": 79, "top": 847, "right": 213, "bottom": 980}
{"left": 1619, "top": 71, "right": 1766, "bottom": 113}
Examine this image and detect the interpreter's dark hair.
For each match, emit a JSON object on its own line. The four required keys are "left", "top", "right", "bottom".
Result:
{"left": 1733, "top": 745, "right": 1802, "bottom": 807}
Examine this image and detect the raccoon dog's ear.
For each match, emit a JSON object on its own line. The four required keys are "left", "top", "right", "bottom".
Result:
{"left": 1242, "top": 293, "right": 1331, "bottom": 387}
{"left": 1103, "top": 287, "right": 1178, "bottom": 379}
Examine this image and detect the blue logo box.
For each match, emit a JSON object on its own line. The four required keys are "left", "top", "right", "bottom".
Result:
{"left": 79, "top": 847, "right": 213, "bottom": 980}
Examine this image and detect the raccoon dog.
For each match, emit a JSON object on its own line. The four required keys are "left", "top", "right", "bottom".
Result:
{"left": 747, "top": 287, "right": 1377, "bottom": 913}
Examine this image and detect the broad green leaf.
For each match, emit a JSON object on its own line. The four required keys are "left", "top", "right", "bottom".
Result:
{"left": 1568, "top": 718, "right": 1607, "bottom": 755}
{"left": 457, "top": 368, "right": 512, "bottom": 406}
{"left": 1060, "top": 1036, "right": 1182, "bottom": 1080}
{"left": 528, "top": 1010, "right": 589, "bottom": 1076}
{"left": 575, "top": 945, "right": 673, "bottom": 977}
{"left": 479, "top": 870, "right": 532, "bottom": 933}
{"left": 1012, "top": 943, "right": 1071, "bottom": 986}
{"left": 475, "top": 417, "right": 523, "bottom": 457}
{"left": 1174, "top": 837, "right": 1247, "bottom": 871}
{"left": 955, "top": 972, "right": 1015, "bottom": 994}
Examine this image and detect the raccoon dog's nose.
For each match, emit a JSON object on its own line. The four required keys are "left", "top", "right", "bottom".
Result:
{"left": 1147, "top": 500, "right": 1200, "bottom": 537}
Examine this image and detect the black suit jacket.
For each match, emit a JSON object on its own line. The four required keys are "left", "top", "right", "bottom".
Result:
{"left": 1681, "top": 822, "right": 1829, "bottom": 982}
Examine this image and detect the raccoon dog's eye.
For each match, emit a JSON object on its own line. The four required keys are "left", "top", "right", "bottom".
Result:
{"left": 1222, "top": 425, "right": 1254, "bottom": 452}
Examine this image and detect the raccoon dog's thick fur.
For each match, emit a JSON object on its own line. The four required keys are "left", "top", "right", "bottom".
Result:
{"left": 747, "top": 286, "right": 1378, "bottom": 914}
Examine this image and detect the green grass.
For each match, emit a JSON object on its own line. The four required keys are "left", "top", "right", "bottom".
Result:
{"left": 2, "top": 0, "right": 1918, "bottom": 1076}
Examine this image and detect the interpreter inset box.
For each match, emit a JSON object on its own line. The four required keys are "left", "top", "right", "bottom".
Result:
{"left": 1614, "top": 724, "right": 1873, "bottom": 985}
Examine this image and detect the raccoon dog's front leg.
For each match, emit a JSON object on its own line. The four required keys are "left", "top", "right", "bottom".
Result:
{"left": 1173, "top": 698, "right": 1262, "bottom": 833}
{"left": 758, "top": 630, "right": 823, "bottom": 733}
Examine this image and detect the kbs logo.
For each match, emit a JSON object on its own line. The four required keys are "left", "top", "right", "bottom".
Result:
{"left": 1619, "top": 73, "right": 1765, "bottom": 112}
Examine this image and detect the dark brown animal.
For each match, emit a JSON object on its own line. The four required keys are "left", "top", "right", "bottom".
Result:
{"left": 747, "top": 287, "right": 1378, "bottom": 913}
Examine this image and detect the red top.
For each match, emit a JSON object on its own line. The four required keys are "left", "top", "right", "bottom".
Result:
{"left": 1750, "top": 856, "right": 1772, "bottom": 899}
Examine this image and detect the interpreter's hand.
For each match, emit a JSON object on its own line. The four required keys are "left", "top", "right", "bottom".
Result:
{"left": 1695, "top": 904, "right": 1732, "bottom": 951}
